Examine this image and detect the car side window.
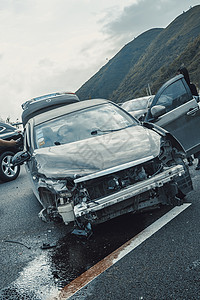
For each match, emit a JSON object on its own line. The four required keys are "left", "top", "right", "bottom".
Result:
{"left": 155, "top": 80, "right": 191, "bottom": 113}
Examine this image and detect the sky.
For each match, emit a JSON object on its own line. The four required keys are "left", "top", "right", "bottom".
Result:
{"left": 0, "top": 0, "right": 199, "bottom": 122}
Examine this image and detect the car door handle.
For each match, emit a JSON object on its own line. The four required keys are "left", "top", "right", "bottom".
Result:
{"left": 187, "top": 107, "right": 199, "bottom": 116}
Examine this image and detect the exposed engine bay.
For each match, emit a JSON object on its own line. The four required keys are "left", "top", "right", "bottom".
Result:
{"left": 37, "top": 138, "right": 192, "bottom": 234}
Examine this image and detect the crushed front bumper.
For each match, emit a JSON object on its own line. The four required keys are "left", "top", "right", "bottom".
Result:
{"left": 74, "top": 164, "right": 184, "bottom": 218}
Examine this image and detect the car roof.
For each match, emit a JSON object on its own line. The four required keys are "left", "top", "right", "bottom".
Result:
{"left": 22, "top": 91, "right": 79, "bottom": 110}
{"left": 33, "top": 99, "right": 110, "bottom": 126}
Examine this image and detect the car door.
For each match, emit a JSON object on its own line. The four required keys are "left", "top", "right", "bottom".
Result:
{"left": 145, "top": 74, "right": 200, "bottom": 155}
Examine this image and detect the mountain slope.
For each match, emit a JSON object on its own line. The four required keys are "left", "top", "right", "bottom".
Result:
{"left": 76, "top": 5, "right": 200, "bottom": 102}
{"left": 76, "top": 28, "right": 163, "bottom": 100}
{"left": 151, "top": 34, "right": 200, "bottom": 93}
{"left": 111, "top": 5, "right": 200, "bottom": 102}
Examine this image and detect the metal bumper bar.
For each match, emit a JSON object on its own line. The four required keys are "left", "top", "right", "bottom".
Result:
{"left": 74, "top": 164, "right": 184, "bottom": 217}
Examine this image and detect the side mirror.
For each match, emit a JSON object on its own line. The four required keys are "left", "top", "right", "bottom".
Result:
{"left": 151, "top": 105, "right": 166, "bottom": 118}
{"left": 12, "top": 151, "right": 31, "bottom": 166}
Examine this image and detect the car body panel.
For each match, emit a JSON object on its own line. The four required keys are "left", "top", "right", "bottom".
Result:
{"left": 150, "top": 99, "right": 200, "bottom": 155}
{"left": 0, "top": 122, "right": 22, "bottom": 143}
{"left": 32, "top": 126, "right": 161, "bottom": 178}
{"left": 146, "top": 74, "right": 200, "bottom": 155}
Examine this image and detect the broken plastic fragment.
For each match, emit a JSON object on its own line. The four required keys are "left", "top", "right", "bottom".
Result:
{"left": 38, "top": 208, "right": 48, "bottom": 222}
{"left": 40, "top": 242, "right": 57, "bottom": 250}
{"left": 72, "top": 222, "right": 92, "bottom": 237}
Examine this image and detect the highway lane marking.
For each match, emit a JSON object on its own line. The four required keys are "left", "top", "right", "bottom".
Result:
{"left": 54, "top": 203, "right": 191, "bottom": 300}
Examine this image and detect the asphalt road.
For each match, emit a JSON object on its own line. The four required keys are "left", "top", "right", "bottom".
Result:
{"left": 68, "top": 164, "right": 200, "bottom": 300}
{"left": 0, "top": 163, "right": 200, "bottom": 299}
{"left": 0, "top": 166, "right": 67, "bottom": 298}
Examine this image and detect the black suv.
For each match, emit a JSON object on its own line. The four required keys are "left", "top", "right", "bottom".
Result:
{"left": 0, "top": 122, "right": 23, "bottom": 181}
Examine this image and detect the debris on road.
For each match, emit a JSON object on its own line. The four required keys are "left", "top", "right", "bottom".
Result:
{"left": 41, "top": 242, "right": 57, "bottom": 250}
{"left": 4, "top": 240, "right": 31, "bottom": 249}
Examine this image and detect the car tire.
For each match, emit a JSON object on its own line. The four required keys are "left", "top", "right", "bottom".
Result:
{"left": 0, "top": 151, "right": 20, "bottom": 182}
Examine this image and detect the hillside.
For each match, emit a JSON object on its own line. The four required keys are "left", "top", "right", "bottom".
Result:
{"left": 76, "top": 28, "right": 163, "bottom": 100}
{"left": 151, "top": 34, "right": 200, "bottom": 93}
{"left": 76, "top": 5, "right": 200, "bottom": 102}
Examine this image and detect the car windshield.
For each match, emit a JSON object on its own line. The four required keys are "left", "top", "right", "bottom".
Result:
{"left": 34, "top": 103, "right": 138, "bottom": 149}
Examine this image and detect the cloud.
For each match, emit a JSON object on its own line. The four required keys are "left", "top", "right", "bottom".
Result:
{"left": 0, "top": 0, "right": 199, "bottom": 121}
{"left": 38, "top": 58, "right": 55, "bottom": 68}
{"left": 102, "top": 0, "right": 200, "bottom": 44}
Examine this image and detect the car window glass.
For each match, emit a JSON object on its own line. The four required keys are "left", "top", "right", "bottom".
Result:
{"left": 34, "top": 103, "right": 138, "bottom": 148}
{"left": 6, "top": 124, "right": 16, "bottom": 130}
{"left": 123, "top": 98, "right": 148, "bottom": 111}
{"left": 0, "top": 126, "right": 5, "bottom": 133}
{"left": 0, "top": 125, "right": 14, "bottom": 133}
{"left": 155, "top": 80, "right": 191, "bottom": 113}
{"left": 122, "top": 96, "right": 154, "bottom": 112}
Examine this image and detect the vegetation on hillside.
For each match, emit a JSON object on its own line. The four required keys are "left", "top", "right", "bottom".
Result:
{"left": 76, "top": 28, "right": 163, "bottom": 100}
{"left": 111, "top": 5, "right": 200, "bottom": 102}
{"left": 151, "top": 35, "right": 200, "bottom": 94}
{"left": 76, "top": 5, "right": 200, "bottom": 103}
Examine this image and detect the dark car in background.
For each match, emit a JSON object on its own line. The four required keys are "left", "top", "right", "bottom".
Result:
{"left": 0, "top": 122, "right": 23, "bottom": 181}
{"left": 13, "top": 93, "right": 192, "bottom": 234}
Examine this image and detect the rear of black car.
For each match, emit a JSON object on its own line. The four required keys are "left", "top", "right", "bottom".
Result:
{"left": 0, "top": 122, "right": 23, "bottom": 181}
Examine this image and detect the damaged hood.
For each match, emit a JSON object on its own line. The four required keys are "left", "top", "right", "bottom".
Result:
{"left": 33, "top": 125, "right": 161, "bottom": 178}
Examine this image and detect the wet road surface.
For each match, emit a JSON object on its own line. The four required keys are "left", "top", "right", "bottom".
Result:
{"left": 0, "top": 164, "right": 199, "bottom": 299}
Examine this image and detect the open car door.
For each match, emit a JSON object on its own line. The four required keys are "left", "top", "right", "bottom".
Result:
{"left": 145, "top": 74, "right": 200, "bottom": 156}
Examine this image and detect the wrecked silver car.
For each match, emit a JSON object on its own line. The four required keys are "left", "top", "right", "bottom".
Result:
{"left": 14, "top": 94, "right": 192, "bottom": 233}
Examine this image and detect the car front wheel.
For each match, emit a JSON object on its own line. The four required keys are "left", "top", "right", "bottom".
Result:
{"left": 0, "top": 151, "right": 20, "bottom": 182}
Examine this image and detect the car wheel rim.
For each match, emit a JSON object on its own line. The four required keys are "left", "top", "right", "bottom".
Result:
{"left": 2, "top": 155, "right": 18, "bottom": 178}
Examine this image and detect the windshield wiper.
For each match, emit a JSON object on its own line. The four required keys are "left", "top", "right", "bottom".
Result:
{"left": 91, "top": 125, "right": 134, "bottom": 135}
{"left": 91, "top": 128, "right": 120, "bottom": 135}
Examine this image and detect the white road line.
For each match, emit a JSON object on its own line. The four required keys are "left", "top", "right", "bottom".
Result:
{"left": 112, "top": 203, "right": 191, "bottom": 263}
{"left": 54, "top": 203, "right": 191, "bottom": 300}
